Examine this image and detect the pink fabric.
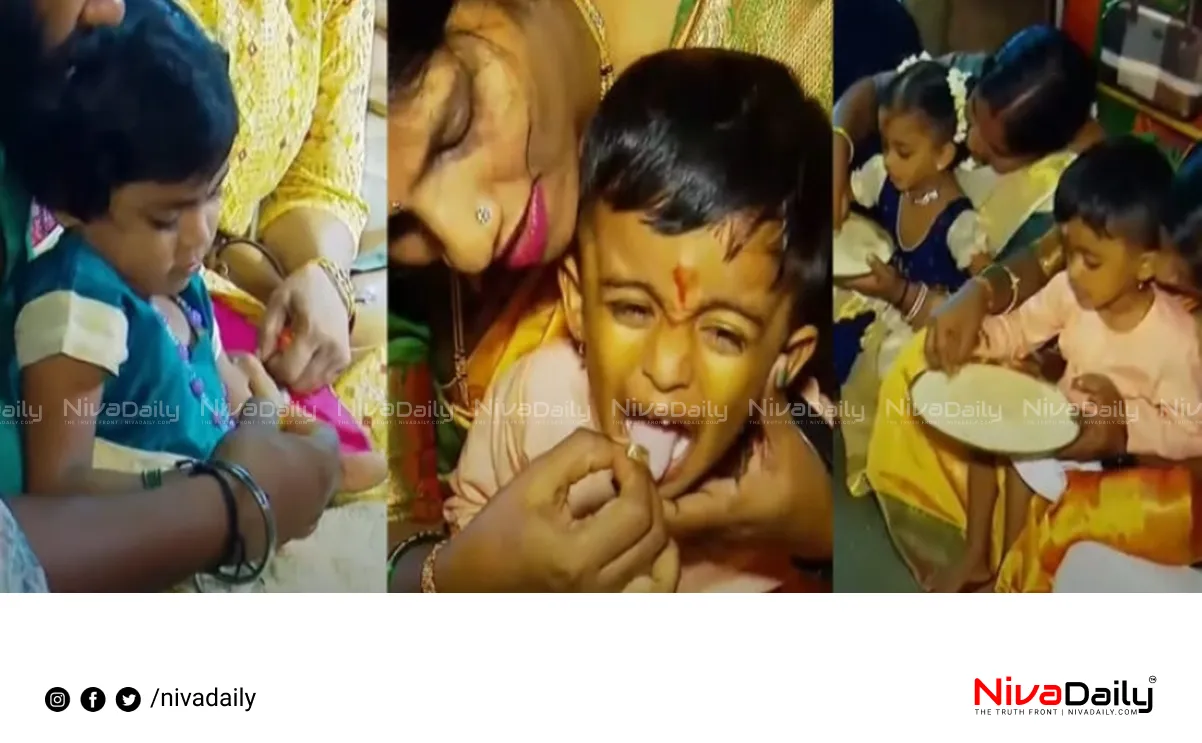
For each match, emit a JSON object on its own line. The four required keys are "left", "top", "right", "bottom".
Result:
{"left": 976, "top": 273, "right": 1202, "bottom": 460}
{"left": 211, "top": 297, "right": 371, "bottom": 453}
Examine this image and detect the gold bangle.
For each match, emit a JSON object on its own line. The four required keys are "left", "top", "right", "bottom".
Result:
{"left": 311, "top": 257, "right": 357, "bottom": 324}
{"left": 833, "top": 126, "right": 855, "bottom": 164}
{"left": 387, "top": 530, "right": 442, "bottom": 587}
{"left": 997, "top": 265, "right": 1022, "bottom": 314}
{"left": 420, "top": 539, "right": 448, "bottom": 593}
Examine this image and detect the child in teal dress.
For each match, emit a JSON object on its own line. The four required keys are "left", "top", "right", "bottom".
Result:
{"left": 2, "top": 1, "right": 383, "bottom": 497}
{"left": 2, "top": 3, "right": 242, "bottom": 495}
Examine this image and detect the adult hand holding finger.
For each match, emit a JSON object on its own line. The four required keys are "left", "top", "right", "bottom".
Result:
{"left": 259, "top": 263, "right": 351, "bottom": 394}
{"left": 585, "top": 451, "right": 677, "bottom": 592}
{"left": 212, "top": 414, "right": 341, "bottom": 552}
{"left": 432, "top": 429, "right": 672, "bottom": 592}
{"left": 664, "top": 370, "right": 831, "bottom": 558}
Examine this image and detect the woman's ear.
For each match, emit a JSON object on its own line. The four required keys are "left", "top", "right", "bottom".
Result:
{"left": 776, "top": 324, "right": 818, "bottom": 390}
{"left": 557, "top": 255, "right": 585, "bottom": 344}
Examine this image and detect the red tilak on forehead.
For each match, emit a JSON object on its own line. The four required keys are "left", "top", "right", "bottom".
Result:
{"left": 671, "top": 265, "right": 697, "bottom": 307}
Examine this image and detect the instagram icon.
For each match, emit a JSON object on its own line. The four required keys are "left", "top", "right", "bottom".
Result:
{"left": 44, "top": 687, "right": 70, "bottom": 712}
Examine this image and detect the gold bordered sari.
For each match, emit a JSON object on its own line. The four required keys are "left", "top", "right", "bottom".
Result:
{"left": 841, "top": 151, "right": 1077, "bottom": 503}
{"left": 388, "top": 0, "right": 834, "bottom": 528}
{"left": 859, "top": 152, "right": 1199, "bottom": 589}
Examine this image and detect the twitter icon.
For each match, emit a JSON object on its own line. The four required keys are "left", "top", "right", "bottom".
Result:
{"left": 116, "top": 687, "right": 141, "bottom": 712}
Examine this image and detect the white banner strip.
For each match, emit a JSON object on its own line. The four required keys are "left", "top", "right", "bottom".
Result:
{"left": 1, "top": 594, "right": 1192, "bottom": 740}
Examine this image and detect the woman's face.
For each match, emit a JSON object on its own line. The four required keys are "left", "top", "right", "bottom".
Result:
{"left": 965, "top": 95, "right": 1031, "bottom": 175}
{"left": 389, "top": 2, "right": 584, "bottom": 274}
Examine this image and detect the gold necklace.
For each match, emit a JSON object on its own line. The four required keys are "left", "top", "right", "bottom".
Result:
{"left": 442, "top": 0, "right": 615, "bottom": 419}
{"left": 570, "top": 0, "right": 616, "bottom": 97}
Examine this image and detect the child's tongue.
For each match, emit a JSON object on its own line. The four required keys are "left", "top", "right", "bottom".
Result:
{"left": 627, "top": 420, "right": 678, "bottom": 482}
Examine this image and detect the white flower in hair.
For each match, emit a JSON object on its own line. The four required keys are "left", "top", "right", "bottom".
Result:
{"left": 896, "top": 52, "right": 932, "bottom": 73}
{"left": 946, "top": 67, "right": 971, "bottom": 144}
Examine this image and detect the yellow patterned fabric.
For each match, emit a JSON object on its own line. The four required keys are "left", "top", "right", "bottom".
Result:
{"left": 676, "top": 0, "right": 832, "bottom": 110}
{"left": 177, "top": 0, "right": 372, "bottom": 239}
{"left": 174, "top": 0, "right": 384, "bottom": 506}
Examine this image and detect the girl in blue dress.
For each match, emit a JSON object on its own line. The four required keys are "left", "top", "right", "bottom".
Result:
{"left": 835, "top": 55, "right": 992, "bottom": 382}
{"left": 834, "top": 55, "right": 993, "bottom": 489}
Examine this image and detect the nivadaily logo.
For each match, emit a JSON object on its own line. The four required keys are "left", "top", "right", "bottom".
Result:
{"left": 974, "top": 677, "right": 1153, "bottom": 715}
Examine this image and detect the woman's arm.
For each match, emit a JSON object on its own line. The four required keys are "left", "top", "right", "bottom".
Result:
{"left": 977, "top": 224, "right": 1064, "bottom": 314}
{"left": 8, "top": 418, "right": 344, "bottom": 592}
{"left": 256, "top": 0, "right": 374, "bottom": 274}
{"left": 6, "top": 476, "right": 232, "bottom": 592}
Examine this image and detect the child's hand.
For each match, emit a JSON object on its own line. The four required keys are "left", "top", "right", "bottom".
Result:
{"left": 220, "top": 355, "right": 254, "bottom": 416}
{"left": 1059, "top": 373, "right": 1128, "bottom": 461}
{"left": 836, "top": 255, "right": 903, "bottom": 303}
{"left": 230, "top": 353, "right": 289, "bottom": 409}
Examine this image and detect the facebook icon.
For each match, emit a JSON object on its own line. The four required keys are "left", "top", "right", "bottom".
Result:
{"left": 81, "top": 687, "right": 106, "bottom": 712}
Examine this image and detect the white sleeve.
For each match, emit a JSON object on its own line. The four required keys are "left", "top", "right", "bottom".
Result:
{"left": 946, "top": 209, "right": 990, "bottom": 270}
{"left": 849, "top": 155, "right": 888, "bottom": 209}
{"left": 14, "top": 290, "right": 129, "bottom": 374}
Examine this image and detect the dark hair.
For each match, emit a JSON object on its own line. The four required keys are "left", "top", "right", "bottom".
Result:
{"left": 4, "top": 0, "right": 238, "bottom": 222}
{"left": 1165, "top": 144, "right": 1202, "bottom": 286}
{"left": 880, "top": 60, "right": 968, "bottom": 163}
{"left": 390, "top": 0, "right": 529, "bottom": 100}
{"left": 0, "top": 1, "right": 47, "bottom": 108}
{"left": 579, "top": 48, "right": 834, "bottom": 400}
{"left": 1053, "top": 136, "right": 1172, "bottom": 251}
{"left": 390, "top": 0, "right": 454, "bottom": 99}
{"left": 977, "top": 25, "right": 1096, "bottom": 159}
